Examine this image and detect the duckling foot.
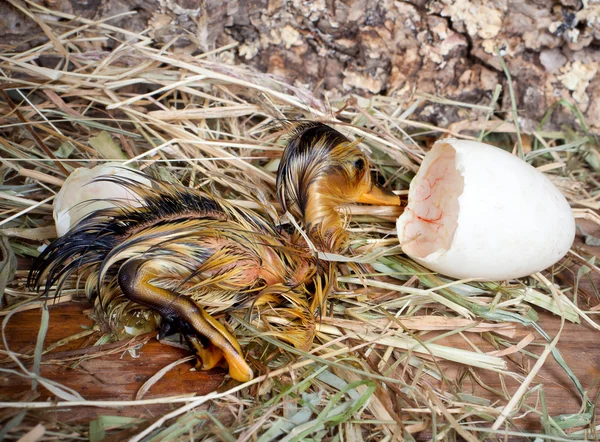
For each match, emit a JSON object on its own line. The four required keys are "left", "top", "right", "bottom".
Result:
{"left": 157, "top": 318, "right": 178, "bottom": 340}
{"left": 118, "top": 259, "right": 254, "bottom": 382}
{"left": 186, "top": 334, "right": 224, "bottom": 371}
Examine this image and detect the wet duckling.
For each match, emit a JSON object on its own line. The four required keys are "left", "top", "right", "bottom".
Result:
{"left": 29, "top": 121, "right": 400, "bottom": 382}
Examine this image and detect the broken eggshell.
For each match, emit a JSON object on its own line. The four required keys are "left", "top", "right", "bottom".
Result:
{"left": 397, "top": 139, "right": 575, "bottom": 280}
{"left": 54, "top": 164, "right": 150, "bottom": 237}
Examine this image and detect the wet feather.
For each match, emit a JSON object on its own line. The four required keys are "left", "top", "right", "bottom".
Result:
{"left": 29, "top": 122, "right": 400, "bottom": 381}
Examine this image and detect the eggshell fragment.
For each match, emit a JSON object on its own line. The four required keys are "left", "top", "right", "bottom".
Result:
{"left": 54, "top": 164, "right": 150, "bottom": 237}
{"left": 397, "top": 139, "right": 575, "bottom": 280}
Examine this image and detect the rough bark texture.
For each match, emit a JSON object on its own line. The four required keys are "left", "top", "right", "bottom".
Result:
{"left": 2, "top": 0, "right": 599, "bottom": 132}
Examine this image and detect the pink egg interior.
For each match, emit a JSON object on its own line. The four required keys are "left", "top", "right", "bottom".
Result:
{"left": 398, "top": 142, "right": 464, "bottom": 258}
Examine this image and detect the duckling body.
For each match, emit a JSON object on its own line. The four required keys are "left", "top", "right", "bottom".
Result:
{"left": 30, "top": 122, "right": 400, "bottom": 382}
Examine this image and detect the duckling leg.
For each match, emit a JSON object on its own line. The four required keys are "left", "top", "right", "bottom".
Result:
{"left": 117, "top": 258, "right": 253, "bottom": 382}
{"left": 157, "top": 320, "right": 224, "bottom": 371}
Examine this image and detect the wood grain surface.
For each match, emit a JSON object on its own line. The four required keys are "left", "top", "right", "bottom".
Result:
{"left": 2, "top": 221, "right": 599, "bottom": 438}
{"left": 1, "top": 298, "right": 599, "bottom": 435}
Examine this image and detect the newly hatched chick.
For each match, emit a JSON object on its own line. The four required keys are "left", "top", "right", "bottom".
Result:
{"left": 30, "top": 122, "right": 400, "bottom": 382}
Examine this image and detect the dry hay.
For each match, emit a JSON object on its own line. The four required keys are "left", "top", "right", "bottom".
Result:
{"left": 1, "top": 2, "right": 600, "bottom": 441}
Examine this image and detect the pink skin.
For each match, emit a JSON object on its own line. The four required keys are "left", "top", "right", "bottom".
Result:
{"left": 399, "top": 143, "right": 464, "bottom": 258}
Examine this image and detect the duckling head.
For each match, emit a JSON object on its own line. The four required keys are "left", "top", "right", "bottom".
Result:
{"left": 276, "top": 122, "right": 400, "bottom": 252}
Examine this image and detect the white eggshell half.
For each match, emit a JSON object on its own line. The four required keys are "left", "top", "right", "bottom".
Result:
{"left": 54, "top": 164, "right": 150, "bottom": 237}
{"left": 397, "top": 139, "right": 575, "bottom": 280}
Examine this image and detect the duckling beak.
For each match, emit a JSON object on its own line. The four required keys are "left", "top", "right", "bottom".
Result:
{"left": 358, "top": 185, "right": 401, "bottom": 206}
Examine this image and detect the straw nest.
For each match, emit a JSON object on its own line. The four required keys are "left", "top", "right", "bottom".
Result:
{"left": 1, "top": 3, "right": 599, "bottom": 441}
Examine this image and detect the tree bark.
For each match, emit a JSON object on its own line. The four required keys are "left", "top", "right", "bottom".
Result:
{"left": 2, "top": 0, "right": 599, "bottom": 132}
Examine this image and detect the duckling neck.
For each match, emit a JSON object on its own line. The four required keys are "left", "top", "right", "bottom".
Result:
{"left": 303, "top": 192, "right": 349, "bottom": 253}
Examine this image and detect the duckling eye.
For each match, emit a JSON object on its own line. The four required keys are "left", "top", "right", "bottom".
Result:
{"left": 353, "top": 158, "right": 365, "bottom": 171}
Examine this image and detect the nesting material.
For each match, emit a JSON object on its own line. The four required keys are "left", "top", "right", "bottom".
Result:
{"left": 397, "top": 139, "right": 576, "bottom": 280}
{"left": 0, "top": 4, "right": 598, "bottom": 440}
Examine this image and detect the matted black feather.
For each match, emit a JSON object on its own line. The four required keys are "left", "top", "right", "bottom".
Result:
{"left": 28, "top": 221, "right": 118, "bottom": 299}
{"left": 276, "top": 121, "right": 350, "bottom": 216}
{"left": 28, "top": 175, "right": 281, "bottom": 301}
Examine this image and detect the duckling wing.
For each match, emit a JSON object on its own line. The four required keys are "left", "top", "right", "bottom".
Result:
{"left": 28, "top": 175, "right": 319, "bottom": 381}
{"left": 111, "top": 220, "right": 270, "bottom": 312}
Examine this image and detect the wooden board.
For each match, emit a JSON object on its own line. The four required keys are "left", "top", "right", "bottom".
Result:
{"left": 0, "top": 301, "right": 226, "bottom": 427}
{"left": 1, "top": 298, "right": 599, "bottom": 435}
{"left": 2, "top": 221, "right": 599, "bottom": 438}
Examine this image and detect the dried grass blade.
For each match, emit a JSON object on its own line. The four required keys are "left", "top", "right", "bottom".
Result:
{"left": 486, "top": 332, "right": 534, "bottom": 357}
{"left": 135, "top": 356, "right": 194, "bottom": 400}
{"left": 31, "top": 304, "right": 49, "bottom": 391}
{"left": 491, "top": 273, "right": 567, "bottom": 430}
{"left": 15, "top": 422, "right": 45, "bottom": 442}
